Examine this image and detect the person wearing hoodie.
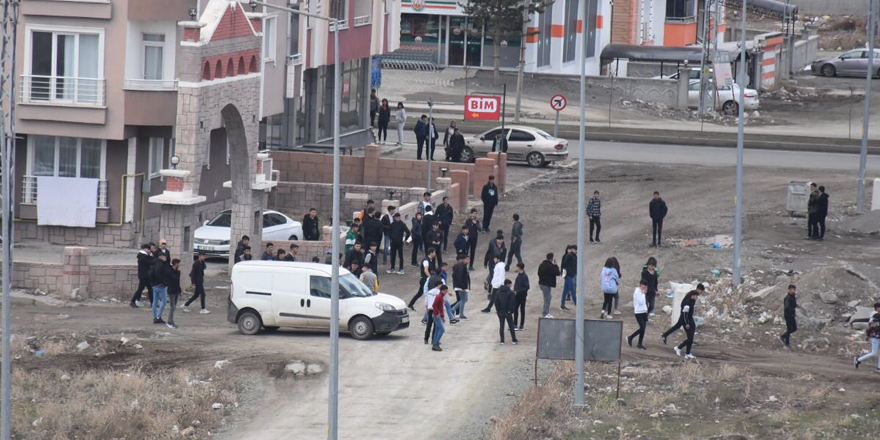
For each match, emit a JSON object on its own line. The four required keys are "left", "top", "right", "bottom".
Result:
{"left": 481, "top": 255, "right": 507, "bottom": 313}
{"left": 649, "top": 191, "right": 668, "bottom": 247}
{"left": 537, "top": 253, "right": 560, "bottom": 318}
{"left": 395, "top": 102, "right": 407, "bottom": 147}
{"left": 662, "top": 284, "right": 704, "bottom": 360}
{"left": 512, "top": 263, "right": 530, "bottom": 331}
{"left": 453, "top": 225, "right": 470, "bottom": 257}
{"left": 410, "top": 212, "right": 424, "bottom": 267}
{"left": 560, "top": 245, "right": 578, "bottom": 310}
{"left": 130, "top": 243, "right": 154, "bottom": 308}
{"left": 494, "top": 279, "right": 519, "bottom": 345}
{"left": 640, "top": 257, "right": 660, "bottom": 317}
{"left": 600, "top": 258, "right": 620, "bottom": 319}
{"left": 627, "top": 280, "right": 649, "bottom": 350}
{"left": 817, "top": 185, "right": 830, "bottom": 241}
{"left": 388, "top": 212, "right": 410, "bottom": 274}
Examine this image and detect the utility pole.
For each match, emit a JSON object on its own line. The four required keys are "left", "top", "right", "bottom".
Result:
{"left": 427, "top": 98, "right": 434, "bottom": 191}
{"left": 698, "top": 0, "right": 712, "bottom": 117}
{"left": 858, "top": 0, "right": 876, "bottom": 213}
{"left": 732, "top": 0, "right": 747, "bottom": 285}
{"left": 514, "top": 0, "right": 530, "bottom": 123}
{"left": 574, "top": 0, "right": 588, "bottom": 408}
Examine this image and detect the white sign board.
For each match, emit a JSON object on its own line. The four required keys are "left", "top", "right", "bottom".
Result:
{"left": 713, "top": 51, "right": 734, "bottom": 89}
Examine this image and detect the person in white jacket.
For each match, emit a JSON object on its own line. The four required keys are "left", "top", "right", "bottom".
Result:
{"left": 395, "top": 102, "right": 407, "bottom": 147}
{"left": 481, "top": 256, "right": 507, "bottom": 313}
{"left": 627, "top": 280, "right": 649, "bottom": 350}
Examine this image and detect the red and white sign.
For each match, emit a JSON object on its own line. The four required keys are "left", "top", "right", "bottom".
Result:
{"left": 464, "top": 95, "right": 501, "bottom": 121}
{"left": 550, "top": 94, "right": 567, "bottom": 111}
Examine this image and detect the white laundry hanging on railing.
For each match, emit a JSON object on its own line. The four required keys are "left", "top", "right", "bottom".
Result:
{"left": 37, "top": 176, "right": 99, "bottom": 228}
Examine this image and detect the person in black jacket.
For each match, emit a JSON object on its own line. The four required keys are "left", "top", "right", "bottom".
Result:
{"left": 408, "top": 248, "right": 437, "bottom": 311}
{"left": 537, "top": 253, "right": 560, "bottom": 318}
{"left": 377, "top": 99, "right": 391, "bottom": 143}
{"left": 807, "top": 183, "right": 819, "bottom": 239}
{"left": 261, "top": 243, "right": 276, "bottom": 261}
{"left": 512, "top": 264, "right": 529, "bottom": 330}
{"left": 410, "top": 212, "right": 423, "bottom": 267}
{"left": 448, "top": 127, "right": 466, "bottom": 163}
{"left": 364, "top": 242, "right": 379, "bottom": 275}
{"left": 649, "top": 191, "right": 668, "bottom": 247}
{"left": 381, "top": 206, "right": 396, "bottom": 264}
{"left": 387, "top": 213, "right": 410, "bottom": 274}
{"left": 780, "top": 285, "right": 798, "bottom": 347}
{"left": 184, "top": 252, "right": 208, "bottom": 314}
{"left": 421, "top": 207, "right": 435, "bottom": 251}
{"left": 481, "top": 176, "right": 499, "bottom": 232}
{"left": 426, "top": 221, "right": 445, "bottom": 266}
{"left": 130, "top": 243, "right": 154, "bottom": 308}
{"left": 506, "top": 213, "right": 523, "bottom": 271}
{"left": 362, "top": 208, "right": 383, "bottom": 252}
{"left": 157, "top": 240, "right": 171, "bottom": 264}
{"left": 302, "top": 208, "right": 320, "bottom": 241}
{"left": 661, "top": 284, "right": 704, "bottom": 359}
{"left": 453, "top": 225, "right": 469, "bottom": 257}
{"left": 465, "top": 209, "right": 480, "bottom": 270}
{"left": 234, "top": 235, "right": 250, "bottom": 263}
{"left": 451, "top": 254, "right": 471, "bottom": 319}
{"left": 494, "top": 279, "right": 519, "bottom": 344}
{"left": 150, "top": 253, "right": 172, "bottom": 324}
{"left": 284, "top": 243, "right": 299, "bottom": 262}
{"left": 560, "top": 245, "right": 577, "bottom": 310}
{"left": 428, "top": 118, "right": 439, "bottom": 160}
{"left": 434, "top": 197, "right": 454, "bottom": 253}
{"left": 344, "top": 242, "right": 364, "bottom": 271}
{"left": 817, "top": 186, "right": 829, "bottom": 241}
{"left": 414, "top": 115, "right": 428, "bottom": 160}
{"left": 165, "top": 259, "right": 182, "bottom": 329}
{"left": 640, "top": 257, "right": 659, "bottom": 317}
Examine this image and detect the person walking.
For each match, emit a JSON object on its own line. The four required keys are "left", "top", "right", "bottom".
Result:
{"left": 610, "top": 257, "right": 623, "bottom": 315}
{"left": 183, "top": 252, "right": 209, "bottom": 314}
{"left": 388, "top": 212, "right": 410, "bottom": 275}
{"left": 414, "top": 115, "right": 428, "bottom": 160}
{"left": 481, "top": 255, "right": 506, "bottom": 313}
{"left": 640, "top": 257, "right": 660, "bottom": 317}
{"left": 408, "top": 247, "right": 437, "bottom": 311}
{"left": 627, "top": 280, "right": 649, "bottom": 350}
{"left": 165, "top": 259, "right": 182, "bottom": 329}
{"left": 465, "top": 209, "right": 480, "bottom": 269}
{"left": 410, "top": 212, "right": 424, "bottom": 267}
{"left": 435, "top": 197, "right": 454, "bottom": 253}
{"left": 817, "top": 186, "right": 829, "bottom": 241}
{"left": 506, "top": 213, "right": 523, "bottom": 271}
{"left": 494, "top": 279, "right": 519, "bottom": 345}
{"left": 448, "top": 128, "right": 466, "bottom": 163}
{"left": 395, "top": 102, "right": 407, "bottom": 147}
{"left": 854, "top": 301, "right": 880, "bottom": 371}
{"left": 234, "top": 235, "right": 250, "bottom": 263}
{"left": 537, "top": 253, "right": 560, "bottom": 318}
{"left": 157, "top": 240, "right": 171, "bottom": 264}
{"left": 587, "top": 191, "right": 602, "bottom": 243}
{"left": 661, "top": 284, "right": 705, "bottom": 346}
{"left": 421, "top": 206, "right": 435, "bottom": 250}
{"left": 150, "top": 253, "right": 171, "bottom": 325}
{"left": 453, "top": 225, "right": 469, "bottom": 258}
{"left": 649, "top": 191, "right": 668, "bottom": 247}
{"left": 807, "top": 182, "right": 820, "bottom": 240}
{"left": 284, "top": 243, "right": 299, "bottom": 262}
{"left": 600, "top": 257, "right": 620, "bottom": 319}
{"left": 369, "top": 89, "right": 379, "bottom": 128}
{"left": 431, "top": 285, "right": 449, "bottom": 352}
{"left": 377, "top": 99, "right": 391, "bottom": 144}
{"left": 482, "top": 233, "right": 507, "bottom": 289}
{"left": 481, "top": 176, "right": 499, "bottom": 232}
{"left": 442, "top": 120, "right": 457, "bottom": 160}
{"left": 560, "top": 245, "right": 577, "bottom": 310}
{"left": 423, "top": 278, "right": 441, "bottom": 341}
{"left": 381, "top": 206, "right": 396, "bottom": 264}
{"left": 130, "top": 243, "right": 154, "bottom": 308}
{"left": 779, "top": 284, "right": 799, "bottom": 348}
{"left": 426, "top": 221, "right": 445, "bottom": 266}
{"left": 512, "top": 263, "right": 529, "bottom": 331}
{"left": 303, "top": 208, "right": 320, "bottom": 241}
{"left": 451, "top": 254, "right": 471, "bottom": 319}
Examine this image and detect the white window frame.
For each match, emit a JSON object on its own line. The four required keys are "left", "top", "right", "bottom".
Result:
{"left": 263, "top": 15, "right": 277, "bottom": 63}
{"left": 26, "top": 136, "right": 107, "bottom": 179}
{"left": 148, "top": 137, "right": 165, "bottom": 179}
{"left": 142, "top": 32, "right": 165, "bottom": 80}
{"left": 24, "top": 24, "right": 105, "bottom": 81}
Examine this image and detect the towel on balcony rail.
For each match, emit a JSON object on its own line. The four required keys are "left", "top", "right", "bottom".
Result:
{"left": 37, "top": 176, "right": 99, "bottom": 228}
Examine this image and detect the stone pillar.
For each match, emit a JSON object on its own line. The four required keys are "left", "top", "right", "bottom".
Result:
{"left": 677, "top": 67, "right": 690, "bottom": 111}
{"left": 408, "top": 187, "right": 426, "bottom": 206}
{"left": 448, "top": 170, "right": 470, "bottom": 210}
{"left": 473, "top": 158, "right": 495, "bottom": 199}
{"left": 62, "top": 246, "right": 89, "bottom": 299}
{"left": 363, "top": 144, "right": 380, "bottom": 185}
{"left": 149, "top": 169, "right": 206, "bottom": 289}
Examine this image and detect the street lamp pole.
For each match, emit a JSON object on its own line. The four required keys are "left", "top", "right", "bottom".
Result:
{"left": 574, "top": 0, "right": 588, "bottom": 407}
{"left": 248, "top": 2, "right": 341, "bottom": 438}
{"left": 858, "top": 0, "right": 876, "bottom": 213}
{"left": 732, "top": 0, "right": 747, "bottom": 285}
{"left": 427, "top": 97, "right": 434, "bottom": 191}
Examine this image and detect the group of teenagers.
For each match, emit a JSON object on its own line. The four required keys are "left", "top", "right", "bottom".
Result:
{"left": 129, "top": 241, "right": 210, "bottom": 329}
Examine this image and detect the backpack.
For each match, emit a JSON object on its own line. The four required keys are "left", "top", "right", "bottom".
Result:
{"left": 601, "top": 269, "right": 618, "bottom": 294}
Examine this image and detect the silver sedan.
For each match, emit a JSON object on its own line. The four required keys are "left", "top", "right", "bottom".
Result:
{"left": 811, "top": 49, "right": 880, "bottom": 78}
{"left": 463, "top": 125, "right": 569, "bottom": 167}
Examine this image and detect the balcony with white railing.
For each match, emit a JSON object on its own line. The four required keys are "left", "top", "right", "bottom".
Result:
{"left": 287, "top": 53, "right": 303, "bottom": 66}
{"left": 123, "top": 79, "right": 178, "bottom": 91}
{"left": 19, "top": 75, "right": 106, "bottom": 107}
{"left": 353, "top": 15, "right": 371, "bottom": 27}
{"left": 21, "top": 176, "right": 109, "bottom": 208}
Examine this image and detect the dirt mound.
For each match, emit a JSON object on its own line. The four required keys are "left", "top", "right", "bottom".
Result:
{"left": 836, "top": 210, "right": 880, "bottom": 235}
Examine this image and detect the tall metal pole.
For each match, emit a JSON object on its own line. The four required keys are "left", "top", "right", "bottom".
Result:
{"left": 514, "top": 0, "right": 530, "bottom": 123}
{"left": 732, "top": 0, "right": 747, "bottom": 285}
{"left": 574, "top": 0, "right": 588, "bottom": 407}
{"left": 329, "top": 16, "right": 341, "bottom": 440}
{"left": 858, "top": 0, "right": 876, "bottom": 213}
{"left": 427, "top": 98, "right": 433, "bottom": 191}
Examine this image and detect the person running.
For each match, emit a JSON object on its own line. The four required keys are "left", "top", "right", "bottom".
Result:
{"left": 410, "top": 212, "right": 424, "bottom": 267}
{"left": 661, "top": 284, "right": 704, "bottom": 346}
{"left": 388, "top": 212, "right": 410, "bottom": 274}
{"left": 506, "top": 214, "right": 523, "bottom": 271}
{"left": 234, "top": 235, "right": 250, "bottom": 263}
{"left": 560, "top": 245, "right": 577, "bottom": 310}
{"left": 854, "top": 301, "right": 880, "bottom": 372}
{"left": 465, "top": 209, "right": 480, "bottom": 270}
{"left": 451, "top": 254, "right": 471, "bottom": 320}
{"left": 649, "top": 191, "right": 668, "bottom": 247}
{"left": 183, "top": 252, "right": 209, "bottom": 314}
{"left": 587, "top": 191, "right": 602, "bottom": 243}
{"left": 600, "top": 257, "right": 620, "bottom": 319}
{"left": 408, "top": 248, "right": 437, "bottom": 311}
{"left": 807, "top": 182, "right": 819, "bottom": 240}
{"left": 779, "top": 284, "right": 799, "bottom": 347}
{"left": 395, "top": 102, "right": 407, "bottom": 147}
{"left": 641, "top": 257, "right": 659, "bottom": 317}
{"left": 495, "top": 279, "right": 519, "bottom": 345}
{"left": 360, "top": 265, "right": 379, "bottom": 294}
{"left": 512, "top": 263, "right": 529, "bottom": 331}
{"left": 817, "top": 185, "right": 830, "bottom": 241}
{"left": 453, "top": 225, "right": 469, "bottom": 257}
{"left": 414, "top": 115, "right": 428, "bottom": 160}
{"left": 537, "top": 253, "right": 560, "bottom": 318}
{"left": 431, "top": 285, "right": 449, "bottom": 352}
{"left": 377, "top": 99, "right": 391, "bottom": 144}
{"left": 481, "top": 255, "right": 506, "bottom": 313}
{"left": 627, "top": 280, "right": 649, "bottom": 350}
{"left": 150, "top": 253, "right": 171, "bottom": 325}
{"left": 302, "top": 208, "right": 320, "bottom": 241}
{"left": 130, "top": 243, "right": 154, "bottom": 308}
{"left": 481, "top": 176, "right": 499, "bottom": 232}
{"left": 165, "top": 259, "right": 182, "bottom": 329}
{"left": 435, "top": 197, "right": 454, "bottom": 253}
{"left": 381, "top": 206, "right": 396, "bottom": 264}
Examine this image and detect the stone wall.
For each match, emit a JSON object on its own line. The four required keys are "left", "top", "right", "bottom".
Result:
{"left": 585, "top": 75, "right": 680, "bottom": 108}
{"left": 3, "top": 247, "right": 138, "bottom": 298}
{"left": 269, "top": 182, "right": 423, "bottom": 221}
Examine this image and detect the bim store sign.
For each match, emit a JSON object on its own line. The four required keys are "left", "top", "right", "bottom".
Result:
{"left": 464, "top": 95, "right": 501, "bottom": 121}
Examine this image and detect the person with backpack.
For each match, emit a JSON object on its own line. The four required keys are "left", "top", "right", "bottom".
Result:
{"left": 640, "top": 257, "right": 660, "bottom": 317}
{"left": 779, "top": 284, "right": 799, "bottom": 348}
{"left": 854, "top": 301, "right": 880, "bottom": 372}
{"left": 600, "top": 257, "right": 620, "bottom": 319}
{"left": 183, "top": 252, "right": 209, "bottom": 314}
{"left": 627, "top": 279, "right": 649, "bottom": 350}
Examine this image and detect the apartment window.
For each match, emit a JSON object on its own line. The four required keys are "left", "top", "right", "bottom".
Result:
{"left": 148, "top": 137, "right": 164, "bottom": 178}
{"left": 30, "top": 135, "right": 105, "bottom": 179}
{"left": 563, "top": 0, "right": 579, "bottom": 62}
{"left": 263, "top": 16, "right": 277, "bottom": 62}
{"left": 288, "top": 8, "right": 300, "bottom": 57}
{"left": 354, "top": 0, "right": 372, "bottom": 25}
{"left": 143, "top": 33, "right": 165, "bottom": 80}
{"left": 330, "top": 0, "right": 348, "bottom": 25}
{"left": 537, "top": 8, "right": 553, "bottom": 67}
{"left": 586, "top": 0, "right": 599, "bottom": 57}
{"left": 28, "top": 27, "right": 102, "bottom": 104}
{"left": 667, "top": 0, "right": 696, "bottom": 20}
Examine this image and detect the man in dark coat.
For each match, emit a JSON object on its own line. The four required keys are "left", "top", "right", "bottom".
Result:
{"left": 481, "top": 176, "right": 499, "bottom": 232}
{"left": 494, "top": 279, "right": 518, "bottom": 344}
{"left": 649, "top": 191, "right": 668, "bottom": 247}
{"left": 807, "top": 183, "right": 819, "bottom": 240}
{"left": 434, "top": 197, "right": 454, "bottom": 253}
{"left": 303, "top": 208, "right": 320, "bottom": 241}
{"left": 817, "top": 185, "right": 830, "bottom": 241}
{"left": 234, "top": 235, "right": 250, "bottom": 263}
{"left": 184, "top": 252, "right": 208, "bottom": 313}
{"left": 414, "top": 115, "right": 428, "bottom": 160}
{"left": 448, "top": 128, "right": 467, "bottom": 162}
{"left": 130, "top": 243, "right": 154, "bottom": 308}
{"left": 464, "top": 209, "right": 480, "bottom": 270}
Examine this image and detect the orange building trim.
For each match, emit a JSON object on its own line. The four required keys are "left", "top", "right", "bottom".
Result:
{"left": 577, "top": 20, "right": 583, "bottom": 33}
{"left": 596, "top": 15, "right": 603, "bottom": 29}
{"left": 526, "top": 26, "right": 539, "bottom": 43}
{"left": 551, "top": 24, "right": 565, "bottom": 38}
{"left": 664, "top": 21, "right": 698, "bottom": 47}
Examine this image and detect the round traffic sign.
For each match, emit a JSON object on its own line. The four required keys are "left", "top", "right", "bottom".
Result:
{"left": 550, "top": 94, "right": 567, "bottom": 112}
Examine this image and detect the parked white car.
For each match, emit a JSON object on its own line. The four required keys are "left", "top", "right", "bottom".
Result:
{"left": 687, "top": 80, "right": 759, "bottom": 114}
{"left": 194, "top": 209, "right": 303, "bottom": 257}
{"left": 227, "top": 262, "right": 410, "bottom": 339}
{"left": 464, "top": 125, "right": 568, "bottom": 167}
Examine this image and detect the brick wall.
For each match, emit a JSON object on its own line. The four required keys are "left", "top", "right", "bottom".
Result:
{"left": 611, "top": 0, "right": 638, "bottom": 44}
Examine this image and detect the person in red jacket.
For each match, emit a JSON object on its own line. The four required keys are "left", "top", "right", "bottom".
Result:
{"left": 431, "top": 285, "right": 448, "bottom": 351}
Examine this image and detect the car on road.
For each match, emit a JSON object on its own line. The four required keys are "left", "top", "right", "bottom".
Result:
{"left": 653, "top": 67, "right": 712, "bottom": 81}
{"left": 687, "top": 80, "right": 759, "bottom": 114}
{"left": 194, "top": 209, "right": 303, "bottom": 257}
{"left": 227, "top": 262, "right": 410, "bottom": 339}
{"left": 463, "top": 125, "right": 568, "bottom": 167}
{"left": 811, "top": 49, "right": 880, "bottom": 78}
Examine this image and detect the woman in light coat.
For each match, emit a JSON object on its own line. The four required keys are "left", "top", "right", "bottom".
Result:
{"left": 395, "top": 102, "right": 407, "bottom": 147}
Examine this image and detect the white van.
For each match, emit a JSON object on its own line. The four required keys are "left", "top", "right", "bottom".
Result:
{"left": 227, "top": 261, "right": 410, "bottom": 339}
